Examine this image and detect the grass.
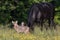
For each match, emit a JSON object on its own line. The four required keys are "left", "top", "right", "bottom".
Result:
{"left": 0, "top": 25, "right": 60, "bottom": 40}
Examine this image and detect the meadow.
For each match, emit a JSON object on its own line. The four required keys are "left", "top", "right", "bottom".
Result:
{"left": 0, "top": 24, "right": 60, "bottom": 40}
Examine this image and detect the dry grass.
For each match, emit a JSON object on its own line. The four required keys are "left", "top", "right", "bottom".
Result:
{"left": 0, "top": 25, "right": 60, "bottom": 40}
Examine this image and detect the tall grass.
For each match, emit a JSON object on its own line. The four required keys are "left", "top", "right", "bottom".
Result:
{"left": 0, "top": 24, "right": 60, "bottom": 40}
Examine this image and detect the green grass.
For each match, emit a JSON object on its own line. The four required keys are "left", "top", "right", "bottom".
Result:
{"left": 0, "top": 25, "right": 60, "bottom": 40}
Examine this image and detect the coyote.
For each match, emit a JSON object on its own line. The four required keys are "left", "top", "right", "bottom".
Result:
{"left": 12, "top": 21, "right": 29, "bottom": 34}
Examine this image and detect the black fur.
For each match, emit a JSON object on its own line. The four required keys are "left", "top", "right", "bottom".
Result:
{"left": 27, "top": 1, "right": 56, "bottom": 31}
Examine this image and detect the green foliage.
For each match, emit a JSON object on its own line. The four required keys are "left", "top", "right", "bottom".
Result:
{"left": 0, "top": 0, "right": 60, "bottom": 24}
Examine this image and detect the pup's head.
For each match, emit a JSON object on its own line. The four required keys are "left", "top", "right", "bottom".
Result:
{"left": 21, "top": 22, "right": 25, "bottom": 26}
{"left": 12, "top": 21, "right": 18, "bottom": 27}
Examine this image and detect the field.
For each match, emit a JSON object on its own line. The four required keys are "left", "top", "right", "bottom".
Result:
{"left": 0, "top": 25, "right": 60, "bottom": 40}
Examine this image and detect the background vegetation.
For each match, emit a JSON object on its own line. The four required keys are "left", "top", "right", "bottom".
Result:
{"left": 0, "top": 0, "right": 60, "bottom": 25}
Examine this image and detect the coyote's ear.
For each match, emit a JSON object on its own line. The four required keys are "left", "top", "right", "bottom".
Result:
{"left": 12, "top": 21, "right": 14, "bottom": 24}
{"left": 16, "top": 21, "right": 18, "bottom": 23}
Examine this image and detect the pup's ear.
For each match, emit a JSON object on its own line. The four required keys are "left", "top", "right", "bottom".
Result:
{"left": 12, "top": 21, "right": 14, "bottom": 24}
{"left": 15, "top": 21, "right": 18, "bottom": 23}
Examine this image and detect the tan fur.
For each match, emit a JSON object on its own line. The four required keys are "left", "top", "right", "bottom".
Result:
{"left": 12, "top": 21, "right": 30, "bottom": 34}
